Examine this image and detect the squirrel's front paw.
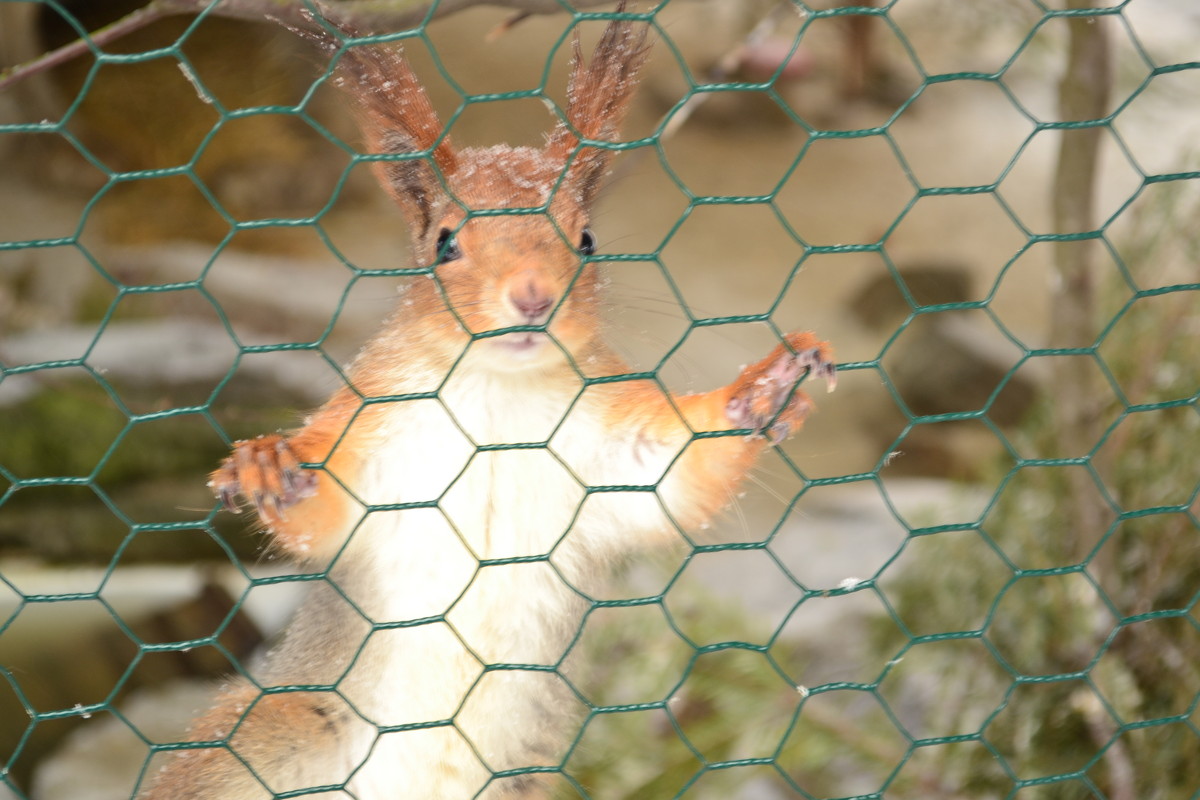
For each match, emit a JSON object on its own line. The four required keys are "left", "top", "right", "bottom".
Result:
{"left": 209, "top": 435, "right": 318, "bottom": 524}
{"left": 725, "top": 332, "right": 836, "bottom": 444}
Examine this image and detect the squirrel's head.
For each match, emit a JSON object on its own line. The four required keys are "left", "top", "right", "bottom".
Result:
{"left": 301, "top": 5, "right": 650, "bottom": 371}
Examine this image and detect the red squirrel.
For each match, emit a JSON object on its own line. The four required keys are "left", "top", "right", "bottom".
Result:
{"left": 141, "top": 6, "right": 835, "bottom": 798}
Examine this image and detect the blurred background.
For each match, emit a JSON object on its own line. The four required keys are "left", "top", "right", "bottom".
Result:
{"left": 1, "top": 0, "right": 1198, "bottom": 798}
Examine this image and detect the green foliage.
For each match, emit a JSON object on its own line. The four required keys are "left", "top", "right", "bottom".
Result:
{"left": 0, "top": 377, "right": 295, "bottom": 562}
{"left": 875, "top": 288, "right": 1200, "bottom": 798}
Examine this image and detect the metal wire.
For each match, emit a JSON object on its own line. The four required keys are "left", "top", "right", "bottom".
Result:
{"left": 1, "top": 1, "right": 1198, "bottom": 799}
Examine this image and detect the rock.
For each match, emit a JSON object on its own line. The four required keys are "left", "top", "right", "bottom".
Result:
{"left": 850, "top": 264, "right": 1040, "bottom": 476}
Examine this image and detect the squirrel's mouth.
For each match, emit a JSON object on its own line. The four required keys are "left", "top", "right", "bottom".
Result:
{"left": 495, "top": 331, "right": 549, "bottom": 356}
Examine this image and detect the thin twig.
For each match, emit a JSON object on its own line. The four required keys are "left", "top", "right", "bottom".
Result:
{"left": 660, "top": 1, "right": 799, "bottom": 141}
{"left": 604, "top": 0, "right": 801, "bottom": 188}
{"left": 0, "top": 0, "right": 177, "bottom": 93}
{"left": 1073, "top": 687, "right": 1135, "bottom": 800}
{"left": 0, "top": 0, "right": 683, "bottom": 95}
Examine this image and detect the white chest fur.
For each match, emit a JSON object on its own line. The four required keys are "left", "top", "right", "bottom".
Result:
{"left": 285, "top": 349, "right": 695, "bottom": 798}
{"left": 331, "top": 362, "right": 605, "bottom": 796}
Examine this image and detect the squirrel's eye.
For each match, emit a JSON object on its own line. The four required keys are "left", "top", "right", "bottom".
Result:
{"left": 579, "top": 227, "right": 596, "bottom": 256}
{"left": 435, "top": 228, "right": 462, "bottom": 264}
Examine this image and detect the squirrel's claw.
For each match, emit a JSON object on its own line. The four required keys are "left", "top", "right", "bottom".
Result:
{"left": 210, "top": 435, "right": 317, "bottom": 525}
{"left": 725, "top": 332, "right": 835, "bottom": 443}
{"left": 218, "top": 484, "right": 241, "bottom": 514}
{"left": 796, "top": 345, "right": 838, "bottom": 393}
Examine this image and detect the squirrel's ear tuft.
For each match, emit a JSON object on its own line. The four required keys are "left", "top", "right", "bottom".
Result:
{"left": 287, "top": 11, "right": 455, "bottom": 236}
{"left": 545, "top": 2, "right": 651, "bottom": 207}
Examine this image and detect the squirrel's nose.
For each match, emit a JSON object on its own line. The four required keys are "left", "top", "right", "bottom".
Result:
{"left": 509, "top": 281, "right": 556, "bottom": 324}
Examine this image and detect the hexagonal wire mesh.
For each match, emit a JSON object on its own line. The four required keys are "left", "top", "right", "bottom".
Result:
{"left": 1, "top": 0, "right": 1198, "bottom": 798}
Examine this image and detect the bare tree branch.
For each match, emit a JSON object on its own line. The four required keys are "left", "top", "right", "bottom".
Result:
{"left": 1051, "top": 8, "right": 1134, "bottom": 798}
{"left": 1050, "top": 1, "right": 1111, "bottom": 557}
{"left": 0, "top": 0, "right": 655, "bottom": 94}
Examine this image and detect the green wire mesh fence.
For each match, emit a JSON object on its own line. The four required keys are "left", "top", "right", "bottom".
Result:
{"left": 1, "top": 0, "right": 1199, "bottom": 798}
